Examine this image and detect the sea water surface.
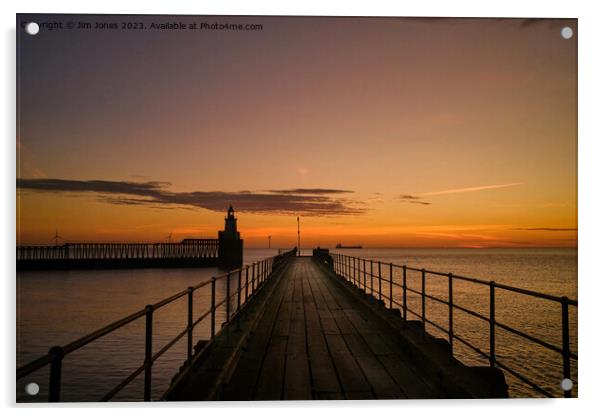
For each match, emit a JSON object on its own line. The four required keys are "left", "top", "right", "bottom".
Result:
{"left": 16, "top": 248, "right": 577, "bottom": 401}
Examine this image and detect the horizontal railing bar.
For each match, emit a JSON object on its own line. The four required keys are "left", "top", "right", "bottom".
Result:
{"left": 16, "top": 253, "right": 288, "bottom": 380}
{"left": 450, "top": 334, "right": 553, "bottom": 396}
{"left": 404, "top": 266, "right": 449, "bottom": 278}
{"left": 355, "top": 267, "right": 578, "bottom": 363}
{"left": 60, "top": 308, "right": 147, "bottom": 356}
{"left": 405, "top": 286, "right": 421, "bottom": 297}
{"left": 452, "top": 302, "right": 490, "bottom": 323}
{"left": 159, "top": 328, "right": 214, "bottom": 401}
{"left": 495, "top": 320, "right": 576, "bottom": 359}
{"left": 405, "top": 307, "right": 421, "bottom": 320}
{"left": 191, "top": 308, "right": 212, "bottom": 329}
{"left": 337, "top": 254, "right": 577, "bottom": 306}
{"left": 493, "top": 282, "right": 577, "bottom": 305}
{"left": 16, "top": 355, "right": 53, "bottom": 380}
{"left": 334, "top": 252, "right": 577, "bottom": 399}
{"left": 152, "top": 328, "right": 188, "bottom": 363}
{"left": 495, "top": 360, "right": 554, "bottom": 398}
{"left": 16, "top": 249, "right": 295, "bottom": 402}
{"left": 214, "top": 297, "right": 228, "bottom": 310}
{"left": 452, "top": 333, "right": 490, "bottom": 360}
{"left": 100, "top": 362, "right": 146, "bottom": 401}
{"left": 191, "top": 279, "right": 213, "bottom": 291}
{"left": 424, "top": 316, "right": 449, "bottom": 335}
{"left": 423, "top": 292, "right": 448, "bottom": 306}
{"left": 152, "top": 289, "right": 188, "bottom": 310}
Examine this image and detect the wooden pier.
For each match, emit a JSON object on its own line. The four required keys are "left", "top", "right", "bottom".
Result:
{"left": 166, "top": 255, "right": 507, "bottom": 400}
{"left": 18, "top": 247, "right": 577, "bottom": 401}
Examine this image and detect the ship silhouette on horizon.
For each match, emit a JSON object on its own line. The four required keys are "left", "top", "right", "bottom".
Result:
{"left": 335, "top": 243, "right": 363, "bottom": 249}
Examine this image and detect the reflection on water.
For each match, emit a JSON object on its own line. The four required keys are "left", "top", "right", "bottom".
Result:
{"left": 16, "top": 248, "right": 576, "bottom": 401}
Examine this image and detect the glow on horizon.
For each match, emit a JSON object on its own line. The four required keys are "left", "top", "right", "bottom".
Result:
{"left": 16, "top": 16, "right": 577, "bottom": 248}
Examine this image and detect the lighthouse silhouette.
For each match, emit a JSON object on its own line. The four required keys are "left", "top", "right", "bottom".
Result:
{"left": 218, "top": 205, "right": 243, "bottom": 268}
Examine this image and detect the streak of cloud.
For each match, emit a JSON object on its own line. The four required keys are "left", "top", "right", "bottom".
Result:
{"left": 419, "top": 182, "right": 523, "bottom": 197}
{"left": 513, "top": 227, "right": 577, "bottom": 232}
{"left": 16, "top": 178, "right": 366, "bottom": 216}
{"left": 398, "top": 195, "right": 432, "bottom": 205}
{"left": 267, "top": 188, "right": 352, "bottom": 195}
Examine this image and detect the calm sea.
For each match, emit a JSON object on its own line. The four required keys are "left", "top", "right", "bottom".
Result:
{"left": 16, "top": 248, "right": 577, "bottom": 401}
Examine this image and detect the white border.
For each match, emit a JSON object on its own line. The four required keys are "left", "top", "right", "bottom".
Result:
{"left": 2, "top": 1, "right": 601, "bottom": 415}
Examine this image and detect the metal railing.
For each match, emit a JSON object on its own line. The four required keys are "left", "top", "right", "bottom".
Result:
{"left": 329, "top": 253, "right": 577, "bottom": 398}
{"left": 16, "top": 249, "right": 296, "bottom": 402}
{"left": 17, "top": 239, "right": 220, "bottom": 261}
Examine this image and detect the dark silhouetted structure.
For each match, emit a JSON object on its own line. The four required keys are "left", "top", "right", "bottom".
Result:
{"left": 17, "top": 206, "right": 244, "bottom": 270}
{"left": 217, "top": 205, "right": 243, "bottom": 268}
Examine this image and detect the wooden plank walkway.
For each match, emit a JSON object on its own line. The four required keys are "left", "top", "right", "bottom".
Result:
{"left": 219, "top": 257, "right": 442, "bottom": 400}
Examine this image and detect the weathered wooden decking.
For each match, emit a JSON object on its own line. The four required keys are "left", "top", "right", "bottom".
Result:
{"left": 169, "top": 256, "right": 450, "bottom": 400}
{"left": 221, "top": 257, "right": 441, "bottom": 400}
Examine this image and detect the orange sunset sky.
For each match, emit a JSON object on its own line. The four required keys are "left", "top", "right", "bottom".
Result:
{"left": 16, "top": 16, "right": 577, "bottom": 248}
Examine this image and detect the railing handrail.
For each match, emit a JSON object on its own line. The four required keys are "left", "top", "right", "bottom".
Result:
{"left": 16, "top": 249, "right": 297, "bottom": 401}
{"left": 16, "top": 240, "right": 223, "bottom": 262}
{"left": 401, "top": 264, "right": 576, "bottom": 304}
{"left": 329, "top": 253, "right": 577, "bottom": 398}
{"left": 17, "top": 240, "right": 219, "bottom": 248}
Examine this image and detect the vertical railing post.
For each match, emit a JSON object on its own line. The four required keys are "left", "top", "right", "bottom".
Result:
{"left": 237, "top": 269, "right": 242, "bottom": 312}
{"left": 210, "top": 277, "right": 216, "bottom": 339}
{"left": 561, "top": 296, "right": 571, "bottom": 398}
{"left": 448, "top": 274, "right": 453, "bottom": 356}
{"left": 353, "top": 257, "right": 357, "bottom": 286}
{"left": 48, "top": 346, "right": 64, "bottom": 402}
{"left": 370, "top": 260, "right": 374, "bottom": 295}
{"left": 257, "top": 262, "right": 261, "bottom": 287}
{"left": 402, "top": 266, "right": 407, "bottom": 322}
{"left": 245, "top": 266, "right": 249, "bottom": 302}
{"left": 334, "top": 254, "right": 338, "bottom": 274}
{"left": 252, "top": 263, "right": 256, "bottom": 294}
{"left": 143, "top": 304, "right": 153, "bottom": 401}
{"left": 378, "top": 261, "right": 382, "bottom": 301}
{"left": 389, "top": 263, "right": 393, "bottom": 309}
{"left": 489, "top": 281, "right": 496, "bottom": 367}
{"left": 226, "top": 272, "right": 231, "bottom": 322}
{"left": 363, "top": 259, "right": 367, "bottom": 292}
{"left": 187, "top": 287, "right": 193, "bottom": 362}
{"left": 346, "top": 256, "right": 349, "bottom": 281}
{"left": 421, "top": 269, "right": 426, "bottom": 329}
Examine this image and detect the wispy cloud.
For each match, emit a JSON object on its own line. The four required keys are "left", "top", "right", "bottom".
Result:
{"left": 16, "top": 178, "right": 366, "bottom": 216}
{"left": 419, "top": 182, "right": 523, "bottom": 197}
{"left": 398, "top": 195, "right": 431, "bottom": 205}
{"left": 513, "top": 227, "right": 577, "bottom": 232}
{"left": 267, "top": 188, "right": 352, "bottom": 195}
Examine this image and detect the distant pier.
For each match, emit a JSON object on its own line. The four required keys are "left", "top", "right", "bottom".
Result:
{"left": 17, "top": 206, "right": 243, "bottom": 270}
